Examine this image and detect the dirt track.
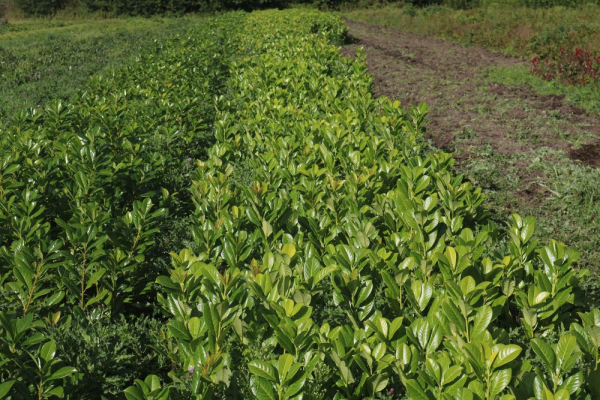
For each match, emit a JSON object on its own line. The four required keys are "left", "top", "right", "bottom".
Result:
{"left": 341, "top": 20, "right": 600, "bottom": 172}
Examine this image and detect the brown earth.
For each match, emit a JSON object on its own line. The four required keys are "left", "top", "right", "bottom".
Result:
{"left": 570, "top": 144, "right": 600, "bottom": 168}
{"left": 341, "top": 19, "right": 600, "bottom": 203}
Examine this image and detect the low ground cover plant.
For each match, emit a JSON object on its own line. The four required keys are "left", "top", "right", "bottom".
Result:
{"left": 1, "top": 7, "right": 599, "bottom": 400}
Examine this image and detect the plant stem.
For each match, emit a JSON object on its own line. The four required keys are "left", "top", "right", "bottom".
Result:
{"left": 80, "top": 248, "right": 88, "bottom": 309}
{"left": 24, "top": 261, "right": 43, "bottom": 314}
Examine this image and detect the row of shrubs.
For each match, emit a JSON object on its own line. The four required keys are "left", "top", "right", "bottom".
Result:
{"left": 130, "top": 9, "right": 599, "bottom": 399}
{"left": 0, "top": 11, "right": 244, "bottom": 397}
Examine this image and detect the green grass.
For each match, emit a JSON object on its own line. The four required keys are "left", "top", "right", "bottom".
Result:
{"left": 342, "top": 3, "right": 600, "bottom": 57}
{"left": 478, "top": 67, "right": 600, "bottom": 273}
{"left": 444, "top": 69, "right": 600, "bottom": 273}
{"left": 487, "top": 65, "right": 600, "bottom": 115}
{"left": 458, "top": 146, "right": 600, "bottom": 273}
{"left": 0, "top": 17, "right": 203, "bottom": 120}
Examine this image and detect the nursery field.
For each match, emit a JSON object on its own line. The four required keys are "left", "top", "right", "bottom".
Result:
{"left": 1, "top": 7, "right": 600, "bottom": 400}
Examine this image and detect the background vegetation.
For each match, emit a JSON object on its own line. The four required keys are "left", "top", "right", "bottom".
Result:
{"left": 2, "top": 0, "right": 600, "bottom": 17}
{"left": 343, "top": 2, "right": 600, "bottom": 57}
{"left": 0, "top": 17, "right": 203, "bottom": 119}
{"left": 1, "top": 0, "right": 288, "bottom": 16}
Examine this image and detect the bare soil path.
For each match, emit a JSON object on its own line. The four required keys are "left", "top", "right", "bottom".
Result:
{"left": 342, "top": 19, "right": 600, "bottom": 272}
{"left": 342, "top": 19, "right": 600, "bottom": 167}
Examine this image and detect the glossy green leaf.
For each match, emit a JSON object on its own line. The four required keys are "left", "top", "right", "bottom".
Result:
{"left": 531, "top": 338, "right": 556, "bottom": 372}
{"left": 249, "top": 360, "right": 277, "bottom": 382}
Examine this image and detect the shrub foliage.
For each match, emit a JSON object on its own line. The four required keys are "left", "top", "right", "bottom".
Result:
{"left": 1, "top": 8, "right": 599, "bottom": 400}
{"left": 135, "top": 9, "right": 597, "bottom": 400}
{"left": 0, "top": 12, "right": 242, "bottom": 397}
{"left": 14, "top": 0, "right": 289, "bottom": 16}
{"left": 531, "top": 48, "right": 600, "bottom": 85}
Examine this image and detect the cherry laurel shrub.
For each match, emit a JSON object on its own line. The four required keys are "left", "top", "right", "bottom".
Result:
{"left": 0, "top": 12, "right": 244, "bottom": 398}
{"left": 1, "top": 8, "right": 599, "bottom": 400}
{"left": 129, "top": 9, "right": 598, "bottom": 400}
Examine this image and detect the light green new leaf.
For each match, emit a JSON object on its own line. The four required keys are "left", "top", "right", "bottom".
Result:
{"left": 166, "top": 296, "right": 188, "bottom": 320}
{"left": 445, "top": 246, "right": 457, "bottom": 270}
{"left": 443, "top": 365, "right": 463, "bottom": 385}
{"left": 40, "top": 340, "right": 57, "bottom": 362}
{"left": 452, "top": 387, "right": 474, "bottom": 400}
{"left": 252, "top": 376, "right": 276, "bottom": 400}
{"left": 281, "top": 243, "right": 296, "bottom": 258}
{"left": 533, "top": 375, "right": 552, "bottom": 400}
{"left": 188, "top": 317, "right": 202, "bottom": 339}
{"left": 262, "top": 219, "right": 273, "bottom": 238}
{"left": 44, "top": 386, "right": 64, "bottom": 397}
{"left": 372, "top": 342, "right": 386, "bottom": 361}
{"left": 285, "top": 373, "right": 307, "bottom": 398}
{"left": 124, "top": 386, "right": 144, "bottom": 400}
{"left": 278, "top": 354, "right": 294, "bottom": 382}
{"left": 555, "top": 335, "right": 577, "bottom": 370}
{"left": 560, "top": 371, "right": 583, "bottom": 395}
{"left": 338, "top": 360, "right": 355, "bottom": 386}
{"left": 471, "top": 306, "right": 492, "bottom": 341}
{"left": 405, "top": 379, "right": 431, "bottom": 400}
{"left": 85, "top": 268, "right": 106, "bottom": 289}
{"left": 48, "top": 366, "right": 77, "bottom": 381}
{"left": 144, "top": 375, "right": 161, "bottom": 392}
{"left": 554, "top": 389, "right": 570, "bottom": 400}
{"left": 493, "top": 345, "right": 522, "bottom": 369}
{"left": 356, "top": 280, "right": 374, "bottom": 307}
{"left": 168, "top": 320, "right": 191, "bottom": 342}
{"left": 443, "top": 301, "right": 466, "bottom": 334}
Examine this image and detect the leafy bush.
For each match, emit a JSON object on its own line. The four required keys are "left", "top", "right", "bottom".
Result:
{"left": 0, "top": 2, "right": 7, "bottom": 23}
{"left": 522, "top": 0, "right": 600, "bottom": 7}
{"left": 132, "top": 9, "right": 598, "bottom": 399}
{"left": 526, "top": 22, "right": 597, "bottom": 59}
{"left": 14, "top": 0, "right": 69, "bottom": 15}
{"left": 0, "top": 12, "right": 244, "bottom": 398}
{"left": 19, "top": 0, "right": 290, "bottom": 16}
{"left": 405, "top": 0, "right": 481, "bottom": 8}
{"left": 531, "top": 48, "right": 600, "bottom": 85}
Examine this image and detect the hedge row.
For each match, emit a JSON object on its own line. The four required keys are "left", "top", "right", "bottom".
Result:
{"left": 0, "top": 12, "right": 245, "bottom": 398}
{"left": 143, "top": 9, "right": 599, "bottom": 400}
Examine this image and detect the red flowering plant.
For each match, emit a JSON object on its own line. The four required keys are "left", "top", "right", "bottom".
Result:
{"left": 531, "top": 47, "right": 600, "bottom": 86}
